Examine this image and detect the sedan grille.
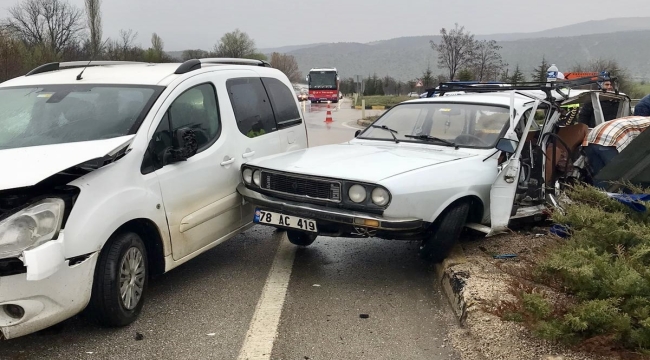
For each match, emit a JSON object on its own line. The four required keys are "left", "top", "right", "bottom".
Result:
{"left": 260, "top": 171, "right": 341, "bottom": 202}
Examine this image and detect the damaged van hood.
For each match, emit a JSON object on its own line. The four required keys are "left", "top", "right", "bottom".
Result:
{"left": 0, "top": 136, "right": 135, "bottom": 191}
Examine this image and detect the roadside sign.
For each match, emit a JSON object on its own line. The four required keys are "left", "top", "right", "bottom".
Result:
{"left": 416, "top": 80, "right": 423, "bottom": 87}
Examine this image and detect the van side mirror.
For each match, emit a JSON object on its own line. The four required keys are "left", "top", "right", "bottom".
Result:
{"left": 495, "top": 138, "right": 518, "bottom": 154}
{"left": 355, "top": 129, "right": 361, "bottom": 137}
{"left": 170, "top": 127, "right": 198, "bottom": 162}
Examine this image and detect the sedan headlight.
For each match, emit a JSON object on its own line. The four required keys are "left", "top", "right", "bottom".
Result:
{"left": 348, "top": 184, "right": 367, "bottom": 203}
{"left": 0, "top": 198, "right": 65, "bottom": 258}
{"left": 371, "top": 187, "right": 390, "bottom": 206}
{"left": 243, "top": 168, "right": 253, "bottom": 184}
{"left": 253, "top": 170, "right": 262, "bottom": 186}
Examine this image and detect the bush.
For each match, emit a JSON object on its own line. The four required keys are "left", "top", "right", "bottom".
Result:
{"left": 357, "top": 95, "right": 411, "bottom": 108}
{"left": 496, "top": 184, "right": 650, "bottom": 355}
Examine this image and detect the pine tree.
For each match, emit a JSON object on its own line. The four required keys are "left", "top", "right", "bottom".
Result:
{"left": 532, "top": 56, "right": 550, "bottom": 82}
{"left": 510, "top": 64, "right": 526, "bottom": 84}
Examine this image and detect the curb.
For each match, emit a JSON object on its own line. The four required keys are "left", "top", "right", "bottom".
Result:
{"left": 434, "top": 244, "right": 469, "bottom": 326}
{"left": 356, "top": 119, "right": 373, "bottom": 127}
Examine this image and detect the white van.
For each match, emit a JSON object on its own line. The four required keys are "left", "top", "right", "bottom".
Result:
{"left": 0, "top": 58, "right": 308, "bottom": 339}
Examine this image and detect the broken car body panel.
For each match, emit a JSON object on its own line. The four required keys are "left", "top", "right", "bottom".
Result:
{"left": 0, "top": 136, "right": 134, "bottom": 191}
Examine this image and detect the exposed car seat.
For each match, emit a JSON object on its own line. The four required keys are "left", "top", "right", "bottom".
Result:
{"left": 544, "top": 123, "right": 589, "bottom": 185}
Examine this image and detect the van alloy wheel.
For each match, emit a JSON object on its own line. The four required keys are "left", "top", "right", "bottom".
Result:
{"left": 119, "top": 247, "right": 145, "bottom": 310}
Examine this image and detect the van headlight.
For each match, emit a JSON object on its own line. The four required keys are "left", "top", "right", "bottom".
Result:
{"left": 0, "top": 198, "right": 65, "bottom": 259}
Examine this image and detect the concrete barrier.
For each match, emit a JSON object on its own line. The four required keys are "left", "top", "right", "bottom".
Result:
{"left": 433, "top": 244, "right": 469, "bottom": 326}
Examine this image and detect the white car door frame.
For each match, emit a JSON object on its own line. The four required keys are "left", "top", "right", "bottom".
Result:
{"left": 150, "top": 73, "right": 243, "bottom": 261}
{"left": 488, "top": 99, "right": 540, "bottom": 236}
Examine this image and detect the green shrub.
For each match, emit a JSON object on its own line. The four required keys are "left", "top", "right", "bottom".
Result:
{"left": 499, "top": 184, "right": 650, "bottom": 354}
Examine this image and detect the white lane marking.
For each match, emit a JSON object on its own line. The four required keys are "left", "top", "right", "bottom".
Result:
{"left": 342, "top": 120, "right": 364, "bottom": 130}
{"left": 237, "top": 234, "right": 296, "bottom": 360}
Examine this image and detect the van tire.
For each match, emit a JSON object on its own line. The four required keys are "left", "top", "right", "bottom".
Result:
{"left": 88, "top": 231, "right": 149, "bottom": 327}
{"left": 286, "top": 230, "right": 317, "bottom": 246}
{"left": 419, "top": 201, "right": 470, "bottom": 263}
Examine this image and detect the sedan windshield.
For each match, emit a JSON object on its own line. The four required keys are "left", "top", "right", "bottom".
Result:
{"left": 0, "top": 84, "right": 162, "bottom": 150}
{"left": 358, "top": 102, "right": 511, "bottom": 148}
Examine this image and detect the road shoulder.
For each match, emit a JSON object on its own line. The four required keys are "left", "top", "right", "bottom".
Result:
{"left": 435, "top": 232, "right": 610, "bottom": 360}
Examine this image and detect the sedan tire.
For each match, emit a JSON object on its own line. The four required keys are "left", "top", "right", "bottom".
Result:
{"left": 419, "top": 201, "right": 470, "bottom": 263}
{"left": 286, "top": 230, "right": 317, "bottom": 247}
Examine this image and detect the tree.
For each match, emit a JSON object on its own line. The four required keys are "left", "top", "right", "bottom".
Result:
{"left": 104, "top": 29, "right": 142, "bottom": 61}
{"left": 3, "top": 0, "right": 84, "bottom": 56}
{"left": 472, "top": 40, "right": 505, "bottom": 81}
{"left": 144, "top": 33, "right": 170, "bottom": 62}
{"left": 430, "top": 23, "right": 477, "bottom": 81}
{"left": 509, "top": 64, "right": 526, "bottom": 84}
{"left": 0, "top": 30, "right": 26, "bottom": 82}
{"left": 214, "top": 29, "right": 258, "bottom": 58}
{"left": 181, "top": 49, "right": 210, "bottom": 60}
{"left": 270, "top": 52, "right": 301, "bottom": 83}
{"left": 84, "top": 0, "right": 103, "bottom": 58}
{"left": 457, "top": 69, "right": 474, "bottom": 81}
{"left": 421, "top": 65, "right": 435, "bottom": 90}
{"left": 532, "top": 56, "right": 550, "bottom": 82}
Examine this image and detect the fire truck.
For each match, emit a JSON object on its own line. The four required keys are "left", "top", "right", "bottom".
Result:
{"left": 306, "top": 67, "right": 340, "bottom": 103}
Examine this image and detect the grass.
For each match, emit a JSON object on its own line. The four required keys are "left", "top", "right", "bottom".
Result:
{"left": 356, "top": 95, "right": 412, "bottom": 108}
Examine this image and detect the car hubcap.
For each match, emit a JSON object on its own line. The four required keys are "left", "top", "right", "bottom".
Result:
{"left": 119, "top": 247, "right": 145, "bottom": 310}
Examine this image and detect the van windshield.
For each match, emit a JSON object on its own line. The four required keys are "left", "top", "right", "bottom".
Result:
{"left": 0, "top": 84, "right": 162, "bottom": 150}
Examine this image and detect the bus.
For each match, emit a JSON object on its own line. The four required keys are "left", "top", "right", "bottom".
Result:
{"left": 306, "top": 67, "right": 340, "bottom": 103}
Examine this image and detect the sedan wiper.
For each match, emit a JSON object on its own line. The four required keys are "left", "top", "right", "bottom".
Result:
{"left": 370, "top": 125, "right": 399, "bottom": 143}
{"left": 404, "top": 134, "right": 458, "bottom": 149}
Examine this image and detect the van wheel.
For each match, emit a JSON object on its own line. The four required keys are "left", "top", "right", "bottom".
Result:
{"left": 419, "top": 201, "right": 470, "bottom": 263}
{"left": 88, "top": 232, "right": 148, "bottom": 327}
{"left": 286, "top": 230, "right": 317, "bottom": 246}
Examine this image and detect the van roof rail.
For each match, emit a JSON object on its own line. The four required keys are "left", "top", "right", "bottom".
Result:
{"left": 26, "top": 61, "right": 146, "bottom": 76}
{"left": 174, "top": 57, "right": 272, "bottom": 75}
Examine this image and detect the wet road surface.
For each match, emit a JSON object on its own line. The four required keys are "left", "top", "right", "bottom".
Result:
{"left": 0, "top": 100, "right": 461, "bottom": 360}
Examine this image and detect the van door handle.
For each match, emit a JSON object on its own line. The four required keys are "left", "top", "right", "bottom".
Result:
{"left": 242, "top": 150, "right": 256, "bottom": 158}
{"left": 220, "top": 157, "right": 235, "bottom": 166}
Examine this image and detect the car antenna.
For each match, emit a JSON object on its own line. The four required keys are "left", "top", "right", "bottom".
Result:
{"left": 76, "top": 59, "right": 93, "bottom": 81}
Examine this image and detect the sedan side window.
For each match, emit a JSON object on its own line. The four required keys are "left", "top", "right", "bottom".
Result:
{"left": 141, "top": 83, "right": 221, "bottom": 174}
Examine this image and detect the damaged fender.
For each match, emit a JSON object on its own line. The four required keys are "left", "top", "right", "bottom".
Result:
{"left": 22, "top": 238, "right": 65, "bottom": 281}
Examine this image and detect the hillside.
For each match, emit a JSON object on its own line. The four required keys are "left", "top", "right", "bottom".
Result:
{"left": 167, "top": 18, "right": 650, "bottom": 82}
{"left": 485, "top": 17, "right": 650, "bottom": 41}
{"left": 286, "top": 30, "right": 650, "bottom": 82}
{"left": 256, "top": 17, "right": 650, "bottom": 55}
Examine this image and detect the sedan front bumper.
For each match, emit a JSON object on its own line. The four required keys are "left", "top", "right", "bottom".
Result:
{"left": 237, "top": 184, "right": 424, "bottom": 233}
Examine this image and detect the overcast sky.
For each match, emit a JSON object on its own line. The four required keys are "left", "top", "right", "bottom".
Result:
{"left": 0, "top": 0, "right": 648, "bottom": 51}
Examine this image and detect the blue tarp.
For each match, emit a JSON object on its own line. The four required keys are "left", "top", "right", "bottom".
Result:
{"left": 606, "top": 193, "right": 650, "bottom": 213}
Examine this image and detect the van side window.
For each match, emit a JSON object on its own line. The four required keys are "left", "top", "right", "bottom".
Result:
{"left": 141, "top": 83, "right": 220, "bottom": 174}
{"left": 226, "top": 77, "right": 276, "bottom": 138}
{"left": 261, "top": 77, "right": 302, "bottom": 129}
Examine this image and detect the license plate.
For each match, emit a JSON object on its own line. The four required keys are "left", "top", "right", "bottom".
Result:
{"left": 254, "top": 208, "right": 318, "bottom": 232}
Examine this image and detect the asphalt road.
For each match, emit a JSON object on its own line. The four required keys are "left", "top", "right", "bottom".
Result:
{"left": 0, "top": 99, "right": 461, "bottom": 360}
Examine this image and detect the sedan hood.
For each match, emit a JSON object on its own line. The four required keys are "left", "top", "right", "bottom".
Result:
{"left": 0, "top": 136, "right": 135, "bottom": 191}
{"left": 248, "top": 142, "right": 477, "bottom": 183}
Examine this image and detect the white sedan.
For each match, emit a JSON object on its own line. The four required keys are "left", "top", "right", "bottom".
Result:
{"left": 237, "top": 88, "right": 632, "bottom": 261}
